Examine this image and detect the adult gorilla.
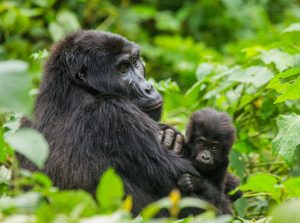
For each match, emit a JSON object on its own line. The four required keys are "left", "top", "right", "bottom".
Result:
{"left": 18, "top": 30, "right": 197, "bottom": 215}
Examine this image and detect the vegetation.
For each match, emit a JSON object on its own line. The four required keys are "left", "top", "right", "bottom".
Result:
{"left": 1, "top": 0, "right": 300, "bottom": 222}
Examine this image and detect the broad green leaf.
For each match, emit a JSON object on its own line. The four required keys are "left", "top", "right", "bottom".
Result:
{"left": 0, "top": 165, "right": 11, "bottom": 184}
{"left": 48, "top": 22, "right": 65, "bottom": 42}
{"left": 283, "top": 177, "right": 300, "bottom": 197}
{"left": 240, "top": 173, "right": 277, "bottom": 192}
{"left": 275, "top": 78, "right": 300, "bottom": 103}
{"left": 155, "top": 11, "right": 180, "bottom": 32}
{"left": 228, "top": 66, "right": 273, "bottom": 88}
{"left": 0, "top": 192, "right": 41, "bottom": 210}
{"left": 96, "top": 168, "right": 124, "bottom": 213}
{"left": 271, "top": 199, "right": 300, "bottom": 223}
{"left": 260, "top": 49, "right": 297, "bottom": 72}
{"left": 240, "top": 173, "right": 281, "bottom": 201}
{"left": 57, "top": 10, "right": 81, "bottom": 33}
{"left": 233, "top": 197, "right": 248, "bottom": 217}
{"left": 267, "top": 68, "right": 300, "bottom": 103}
{"left": 196, "top": 63, "right": 214, "bottom": 81}
{"left": 5, "top": 128, "right": 49, "bottom": 168}
{"left": 36, "top": 190, "right": 98, "bottom": 222}
{"left": 272, "top": 114, "right": 300, "bottom": 164}
{"left": 48, "top": 10, "right": 81, "bottom": 42}
{"left": 0, "top": 60, "right": 33, "bottom": 115}
{"left": 283, "top": 23, "right": 300, "bottom": 33}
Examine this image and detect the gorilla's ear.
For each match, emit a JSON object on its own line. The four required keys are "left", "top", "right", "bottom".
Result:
{"left": 75, "top": 66, "right": 87, "bottom": 82}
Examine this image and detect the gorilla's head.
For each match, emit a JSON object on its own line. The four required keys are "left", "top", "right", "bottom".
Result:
{"left": 46, "top": 30, "right": 163, "bottom": 121}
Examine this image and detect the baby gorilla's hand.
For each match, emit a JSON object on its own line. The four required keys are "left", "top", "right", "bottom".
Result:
{"left": 178, "top": 173, "right": 196, "bottom": 193}
{"left": 157, "top": 124, "right": 185, "bottom": 154}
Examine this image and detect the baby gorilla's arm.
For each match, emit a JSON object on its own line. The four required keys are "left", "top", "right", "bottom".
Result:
{"left": 178, "top": 173, "right": 232, "bottom": 215}
{"left": 224, "top": 172, "right": 243, "bottom": 202}
{"left": 178, "top": 173, "right": 222, "bottom": 198}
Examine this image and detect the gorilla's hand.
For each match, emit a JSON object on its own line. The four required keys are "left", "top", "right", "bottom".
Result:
{"left": 157, "top": 124, "right": 185, "bottom": 154}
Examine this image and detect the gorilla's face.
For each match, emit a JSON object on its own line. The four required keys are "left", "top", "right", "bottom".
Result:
{"left": 115, "top": 46, "right": 163, "bottom": 121}
{"left": 62, "top": 31, "right": 163, "bottom": 121}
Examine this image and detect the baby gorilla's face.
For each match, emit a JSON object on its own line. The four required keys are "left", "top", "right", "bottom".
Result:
{"left": 191, "top": 136, "right": 222, "bottom": 171}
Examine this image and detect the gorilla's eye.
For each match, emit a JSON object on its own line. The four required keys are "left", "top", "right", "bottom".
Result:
{"left": 211, "top": 145, "right": 218, "bottom": 151}
{"left": 197, "top": 142, "right": 205, "bottom": 149}
{"left": 119, "top": 62, "right": 130, "bottom": 73}
{"left": 132, "top": 55, "right": 139, "bottom": 67}
{"left": 133, "top": 58, "right": 139, "bottom": 67}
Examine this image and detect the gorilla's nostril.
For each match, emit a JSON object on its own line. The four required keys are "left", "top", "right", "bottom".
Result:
{"left": 202, "top": 155, "right": 209, "bottom": 160}
{"left": 145, "top": 88, "right": 151, "bottom": 95}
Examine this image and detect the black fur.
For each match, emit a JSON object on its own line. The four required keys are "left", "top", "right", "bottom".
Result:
{"left": 17, "top": 30, "right": 198, "bottom": 216}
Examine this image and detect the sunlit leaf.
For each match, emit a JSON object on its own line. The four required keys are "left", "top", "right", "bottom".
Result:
{"left": 271, "top": 199, "right": 300, "bottom": 223}
{"left": 5, "top": 128, "right": 49, "bottom": 169}
{"left": 0, "top": 60, "right": 33, "bottom": 115}
{"left": 240, "top": 173, "right": 281, "bottom": 201}
{"left": 96, "top": 168, "right": 124, "bottom": 213}
{"left": 283, "top": 23, "right": 300, "bottom": 33}
{"left": 0, "top": 192, "right": 41, "bottom": 210}
{"left": 267, "top": 68, "right": 300, "bottom": 103}
{"left": 196, "top": 62, "right": 214, "bottom": 81}
{"left": 228, "top": 66, "right": 273, "bottom": 88}
{"left": 272, "top": 114, "right": 300, "bottom": 164}
{"left": 260, "top": 49, "right": 298, "bottom": 72}
{"left": 283, "top": 177, "right": 300, "bottom": 197}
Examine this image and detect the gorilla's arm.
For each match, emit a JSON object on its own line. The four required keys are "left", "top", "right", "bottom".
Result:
{"left": 158, "top": 123, "right": 185, "bottom": 154}
{"left": 54, "top": 98, "right": 198, "bottom": 213}
{"left": 224, "top": 172, "right": 243, "bottom": 202}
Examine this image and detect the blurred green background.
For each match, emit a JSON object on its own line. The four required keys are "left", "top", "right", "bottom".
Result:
{"left": 1, "top": 0, "right": 300, "bottom": 222}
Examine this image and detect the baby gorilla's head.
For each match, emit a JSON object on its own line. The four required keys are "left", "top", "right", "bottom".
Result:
{"left": 186, "top": 108, "right": 236, "bottom": 171}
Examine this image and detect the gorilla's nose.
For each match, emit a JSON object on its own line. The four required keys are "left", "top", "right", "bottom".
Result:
{"left": 201, "top": 154, "right": 210, "bottom": 160}
{"left": 144, "top": 84, "right": 153, "bottom": 95}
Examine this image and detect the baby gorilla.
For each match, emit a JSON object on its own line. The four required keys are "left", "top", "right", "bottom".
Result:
{"left": 178, "top": 108, "right": 242, "bottom": 214}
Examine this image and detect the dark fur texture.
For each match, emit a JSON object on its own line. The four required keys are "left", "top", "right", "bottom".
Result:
{"left": 179, "top": 108, "right": 242, "bottom": 214}
{"left": 17, "top": 30, "right": 198, "bottom": 216}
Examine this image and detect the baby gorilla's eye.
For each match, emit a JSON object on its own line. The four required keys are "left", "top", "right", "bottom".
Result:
{"left": 197, "top": 142, "right": 205, "bottom": 149}
{"left": 211, "top": 145, "right": 218, "bottom": 151}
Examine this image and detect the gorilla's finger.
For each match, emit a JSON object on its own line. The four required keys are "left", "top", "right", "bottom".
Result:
{"left": 173, "top": 134, "right": 184, "bottom": 154}
{"left": 156, "top": 130, "right": 164, "bottom": 144}
{"left": 162, "top": 128, "right": 175, "bottom": 150}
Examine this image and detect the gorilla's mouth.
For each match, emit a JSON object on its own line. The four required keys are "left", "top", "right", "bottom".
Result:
{"left": 142, "top": 100, "right": 163, "bottom": 112}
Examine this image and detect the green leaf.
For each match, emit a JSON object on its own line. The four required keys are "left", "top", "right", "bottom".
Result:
{"left": 260, "top": 49, "right": 297, "bottom": 72}
{"left": 96, "top": 168, "right": 124, "bottom": 213}
{"left": 0, "top": 60, "right": 33, "bottom": 115}
{"left": 283, "top": 23, "right": 300, "bottom": 33}
{"left": 0, "top": 192, "right": 41, "bottom": 211}
{"left": 240, "top": 173, "right": 277, "bottom": 192}
{"left": 271, "top": 199, "right": 300, "bottom": 223}
{"left": 272, "top": 114, "right": 300, "bottom": 164}
{"left": 36, "top": 190, "right": 98, "bottom": 222}
{"left": 267, "top": 68, "right": 300, "bottom": 103}
{"left": 5, "top": 128, "right": 49, "bottom": 169}
{"left": 240, "top": 173, "right": 281, "bottom": 201}
{"left": 283, "top": 177, "right": 300, "bottom": 197}
{"left": 0, "top": 165, "right": 11, "bottom": 184}
{"left": 274, "top": 78, "right": 300, "bottom": 103}
{"left": 48, "top": 10, "right": 81, "bottom": 42}
{"left": 196, "top": 62, "right": 214, "bottom": 81}
{"left": 228, "top": 66, "right": 273, "bottom": 88}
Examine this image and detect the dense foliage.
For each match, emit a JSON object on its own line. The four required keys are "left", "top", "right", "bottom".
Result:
{"left": 1, "top": 0, "right": 300, "bottom": 222}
